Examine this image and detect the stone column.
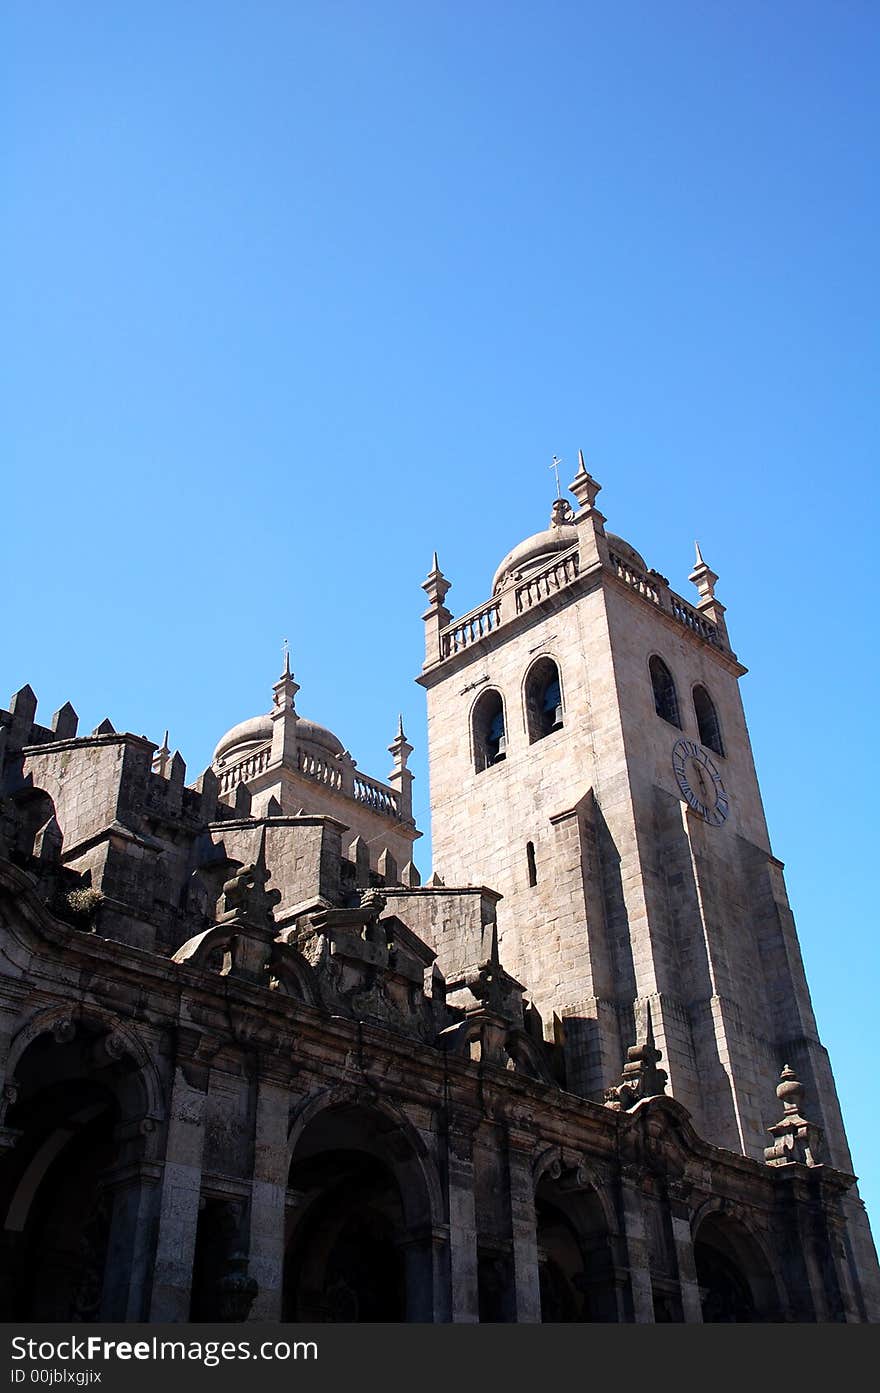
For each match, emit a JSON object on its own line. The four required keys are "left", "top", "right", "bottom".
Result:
{"left": 401, "top": 1229, "right": 440, "bottom": 1323}
{"left": 666, "top": 1181, "right": 703, "bottom": 1323}
{"left": 99, "top": 1122, "right": 162, "bottom": 1321}
{"left": 506, "top": 1127, "right": 541, "bottom": 1323}
{"left": 148, "top": 1030, "right": 215, "bottom": 1322}
{"left": 619, "top": 1166, "right": 655, "bottom": 1323}
{"left": 246, "top": 1071, "right": 293, "bottom": 1322}
{"left": 0, "top": 984, "right": 28, "bottom": 1152}
{"left": 446, "top": 1114, "right": 480, "bottom": 1322}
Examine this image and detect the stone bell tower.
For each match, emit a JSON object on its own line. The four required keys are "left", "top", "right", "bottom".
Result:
{"left": 417, "top": 452, "right": 878, "bottom": 1307}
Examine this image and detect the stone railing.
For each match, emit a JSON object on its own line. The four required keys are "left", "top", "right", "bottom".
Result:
{"left": 353, "top": 772, "right": 400, "bottom": 818}
{"left": 514, "top": 545, "right": 580, "bottom": 613}
{"left": 609, "top": 549, "right": 723, "bottom": 649}
{"left": 298, "top": 747, "right": 344, "bottom": 791}
{"left": 608, "top": 550, "right": 663, "bottom": 606}
{"left": 670, "top": 593, "right": 722, "bottom": 647}
{"left": 218, "top": 743, "right": 272, "bottom": 796}
{"left": 440, "top": 598, "right": 503, "bottom": 658}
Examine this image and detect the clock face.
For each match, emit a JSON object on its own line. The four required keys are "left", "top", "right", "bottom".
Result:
{"left": 672, "top": 738, "right": 729, "bottom": 827}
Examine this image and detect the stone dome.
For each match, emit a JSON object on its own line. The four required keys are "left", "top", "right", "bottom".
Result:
{"left": 605, "top": 532, "right": 647, "bottom": 572}
{"left": 492, "top": 501, "right": 579, "bottom": 595}
{"left": 213, "top": 712, "right": 345, "bottom": 767}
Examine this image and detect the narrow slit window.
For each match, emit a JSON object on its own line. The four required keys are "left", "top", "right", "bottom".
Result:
{"left": 526, "top": 840, "right": 537, "bottom": 887}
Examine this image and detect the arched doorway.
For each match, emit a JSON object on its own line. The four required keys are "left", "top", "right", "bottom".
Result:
{"left": 693, "top": 1211, "right": 779, "bottom": 1322}
{"left": 0, "top": 1018, "right": 155, "bottom": 1321}
{"left": 283, "top": 1099, "right": 437, "bottom": 1322}
{"left": 535, "top": 1176, "right": 619, "bottom": 1323}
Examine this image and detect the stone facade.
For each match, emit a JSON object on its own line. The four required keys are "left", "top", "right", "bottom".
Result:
{"left": 0, "top": 462, "right": 877, "bottom": 1321}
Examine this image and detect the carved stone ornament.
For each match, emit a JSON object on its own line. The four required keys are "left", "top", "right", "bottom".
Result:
{"left": 604, "top": 1002, "right": 668, "bottom": 1111}
{"left": 764, "top": 1065, "right": 823, "bottom": 1168}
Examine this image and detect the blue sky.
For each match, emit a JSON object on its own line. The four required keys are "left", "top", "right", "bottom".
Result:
{"left": 4, "top": 4, "right": 879, "bottom": 1230}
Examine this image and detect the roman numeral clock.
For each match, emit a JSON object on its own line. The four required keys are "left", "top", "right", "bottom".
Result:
{"left": 672, "top": 738, "right": 729, "bottom": 827}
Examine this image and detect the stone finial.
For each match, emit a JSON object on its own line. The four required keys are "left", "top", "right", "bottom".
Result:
{"left": 377, "top": 846, "right": 398, "bottom": 884}
{"left": 568, "top": 450, "right": 602, "bottom": 511}
{"left": 10, "top": 685, "right": 37, "bottom": 723}
{"left": 688, "top": 540, "right": 719, "bottom": 602}
{"left": 388, "top": 714, "right": 414, "bottom": 821}
{"left": 168, "top": 751, "right": 186, "bottom": 786}
{"left": 550, "top": 497, "right": 574, "bottom": 529}
{"left": 421, "top": 553, "right": 453, "bottom": 668}
{"left": 271, "top": 650, "right": 300, "bottom": 766}
{"left": 349, "top": 835, "right": 370, "bottom": 886}
{"left": 152, "top": 731, "right": 171, "bottom": 778}
{"left": 272, "top": 648, "right": 300, "bottom": 713}
{"left": 764, "top": 1064, "right": 823, "bottom": 1167}
{"left": 219, "top": 825, "right": 281, "bottom": 930}
{"left": 400, "top": 860, "right": 421, "bottom": 888}
{"left": 51, "top": 702, "right": 78, "bottom": 739}
{"left": 604, "top": 1001, "right": 669, "bottom": 1111}
{"left": 92, "top": 718, "right": 116, "bottom": 736}
{"left": 388, "top": 714, "right": 413, "bottom": 768}
{"left": 422, "top": 552, "right": 452, "bottom": 610}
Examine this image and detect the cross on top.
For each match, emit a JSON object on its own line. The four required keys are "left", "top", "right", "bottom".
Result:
{"left": 549, "top": 456, "right": 563, "bottom": 499}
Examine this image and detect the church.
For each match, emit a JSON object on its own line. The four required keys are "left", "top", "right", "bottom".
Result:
{"left": 0, "top": 456, "right": 877, "bottom": 1322}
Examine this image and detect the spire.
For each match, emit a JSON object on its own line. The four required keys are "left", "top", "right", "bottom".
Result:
{"left": 567, "top": 450, "right": 602, "bottom": 511}
{"left": 689, "top": 540, "right": 718, "bottom": 601}
{"left": 422, "top": 552, "right": 451, "bottom": 610}
{"left": 152, "top": 730, "right": 171, "bottom": 778}
{"left": 388, "top": 712, "right": 414, "bottom": 821}
{"left": 272, "top": 648, "right": 299, "bottom": 713}
{"left": 270, "top": 648, "right": 300, "bottom": 768}
{"left": 421, "top": 552, "right": 453, "bottom": 668}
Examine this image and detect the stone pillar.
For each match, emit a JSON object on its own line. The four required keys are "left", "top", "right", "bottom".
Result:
{"left": 619, "top": 1166, "right": 655, "bottom": 1323}
{"left": 506, "top": 1127, "right": 541, "bottom": 1323}
{"left": 387, "top": 717, "right": 415, "bottom": 825}
{"left": 667, "top": 1181, "right": 703, "bottom": 1323}
{"left": 446, "top": 1114, "right": 480, "bottom": 1322}
{"left": 270, "top": 655, "right": 300, "bottom": 768}
{"left": 401, "top": 1230, "right": 439, "bottom": 1323}
{"left": 246, "top": 1072, "right": 292, "bottom": 1322}
{"left": 421, "top": 555, "right": 452, "bottom": 670}
{"left": 100, "top": 1148, "right": 162, "bottom": 1321}
{"left": 0, "top": 984, "right": 27, "bottom": 1152}
{"left": 567, "top": 452, "right": 609, "bottom": 573}
{"left": 148, "top": 1031, "right": 214, "bottom": 1322}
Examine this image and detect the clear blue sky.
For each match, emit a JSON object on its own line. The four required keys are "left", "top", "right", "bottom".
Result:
{"left": 4, "top": 4, "right": 879, "bottom": 1231}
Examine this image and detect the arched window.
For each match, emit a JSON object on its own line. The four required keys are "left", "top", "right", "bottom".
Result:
{"left": 472, "top": 689, "right": 507, "bottom": 772}
{"left": 649, "top": 655, "right": 681, "bottom": 728}
{"left": 693, "top": 685, "right": 724, "bottom": 756}
{"left": 525, "top": 657, "right": 564, "bottom": 743}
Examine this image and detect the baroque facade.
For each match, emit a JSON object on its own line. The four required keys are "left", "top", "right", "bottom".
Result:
{"left": 0, "top": 458, "right": 877, "bottom": 1322}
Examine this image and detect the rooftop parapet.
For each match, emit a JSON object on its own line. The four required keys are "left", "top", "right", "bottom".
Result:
{"left": 420, "top": 453, "right": 737, "bottom": 675}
